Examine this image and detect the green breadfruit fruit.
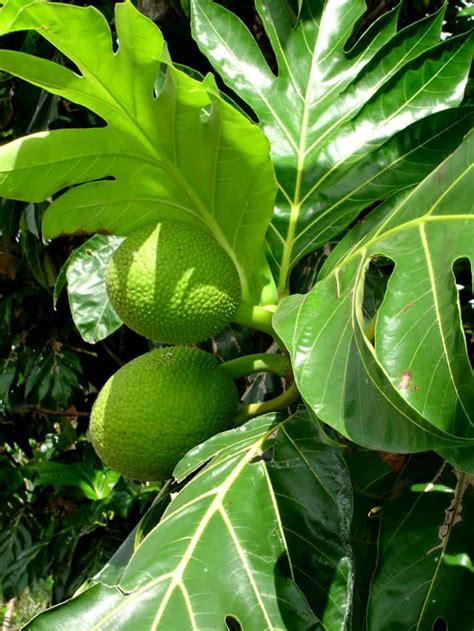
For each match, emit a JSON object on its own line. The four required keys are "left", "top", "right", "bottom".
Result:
{"left": 89, "top": 346, "right": 239, "bottom": 480}
{"left": 106, "top": 221, "right": 241, "bottom": 344}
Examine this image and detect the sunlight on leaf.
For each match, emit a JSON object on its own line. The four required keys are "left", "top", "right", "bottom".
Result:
{"left": 0, "top": 2, "right": 277, "bottom": 303}
{"left": 191, "top": 0, "right": 473, "bottom": 294}
{"left": 275, "top": 132, "right": 474, "bottom": 456}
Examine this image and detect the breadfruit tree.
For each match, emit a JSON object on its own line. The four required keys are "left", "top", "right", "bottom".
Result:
{"left": 0, "top": 0, "right": 473, "bottom": 629}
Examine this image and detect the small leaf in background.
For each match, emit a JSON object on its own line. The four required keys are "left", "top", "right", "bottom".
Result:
{"left": 30, "top": 460, "right": 121, "bottom": 501}
{"left": 23, "top": 346, "right": 84, "bottom": 409}
{"left": 0, "top": 518, "right": 46, "bottom": 599}
{"left": 0, "top": 364, "right": 16, "bottom": 407}
{"left": 65, "top": 235, "right": 124, "bottom": 344}
{"left": 458, "top": 4, "right": 474, "bottom": 18}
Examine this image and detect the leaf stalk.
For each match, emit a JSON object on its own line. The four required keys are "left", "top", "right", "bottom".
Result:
{"left": 222, "top": 353, "right": 290, "bottom": 380}
{"left": 234, "top": 382, "right": 300, "bottom": 425}
{"left": 232, "top": 302, "right": 276, "bottom": 336}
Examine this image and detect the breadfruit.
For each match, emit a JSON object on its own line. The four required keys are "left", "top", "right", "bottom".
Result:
{"left": 106, "top": 221, "right": 241, "bottom": 343}
{"left": 89, "top": 346, "right": 239, "bottom": 480}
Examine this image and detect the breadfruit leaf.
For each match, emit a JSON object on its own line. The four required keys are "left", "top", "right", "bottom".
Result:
{"left": 0, "top": 2, "right": 277, "bottom": 302}
{"left": 367, "top": 462, "right": 474, "bottom": 630}
{"left": 0, "top": 0, "right": 46, "bottom": 35}
{"left": 191, "top": 0, "right": 474, "bottom": 294}
{"left": 65, "top": 235, "right": 124, "bottom": 344}
{"left": 274, "top": 132, "right": 474, "bottom": 459}
{"left": 25, "top": 410, "right": 354, "bottom": 630}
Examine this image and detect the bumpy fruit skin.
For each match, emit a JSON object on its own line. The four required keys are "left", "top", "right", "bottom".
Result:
{"left": 106, "top": 221, "right": 241, "bottom": 344}
{"left": 89, "top": 347, "right": 239, "bottom": 480}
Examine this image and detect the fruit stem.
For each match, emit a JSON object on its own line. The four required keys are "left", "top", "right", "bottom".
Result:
{"left": 232, "top": 302, "right": 276, "bottom": 336}
{"left": 222, "top": 353, "right": 290, "bottom": 380}
{"left": 234, "top": 382, "right": 300, "bottom": 425}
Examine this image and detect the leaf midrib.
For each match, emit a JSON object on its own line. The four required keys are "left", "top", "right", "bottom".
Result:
{"left": 298, "top": 35, "right": 471, "bottom": 210}
{"left": 415, "top": 472, "right": 466, "bottom": 630}
{"left": 23, "top": 10, "right": 249, "bottom": 289}
{"left": 89, "top": 425, "right": 287, "bottom": 630}
{"left": 419, "top": 223, "right": 471, "bottom": 423}
{"left": 274, "top": 8, "right": 448, "bottom": 290}
{"left": 293, "top": 109, "right": 474, "bottom": 253}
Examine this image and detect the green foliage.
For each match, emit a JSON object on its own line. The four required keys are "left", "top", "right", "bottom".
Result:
{"left": 366, "top": 463, "right": 474, "bottom": 629}
{"left": 0, "top": 0, "right": 277, "bottom": 303}
{"left": 0, "top": 0, "right": 472, "bottom": 629}
{"left": 63, "top": 235, "right": 124, "bottom": 344}
{"left": 25, "top": 410, "right": 352, "bottom": 629}
{"left": 274, "top": 133, "right": 474, "bottom": 459}
{"left": 0, "top": 437, "right": 160, "bottom": 604}
{"left": 191, "top": 0, "right": 473, "bottom": 294}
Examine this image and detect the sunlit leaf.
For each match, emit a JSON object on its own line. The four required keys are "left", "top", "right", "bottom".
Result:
{"left": 191, "top": 0, "right": 473, "bottom": 294}
{"left": 274, "top": 132, "right": 474, "bottom": 457}
{"left": 66, "top": 235, "right": 123, "bottom": 344}
{"left": 0, "top": 0, "right": 45, "bottom": 35}
{"left": 0, "top": 2, "right": 277, "bottom": 303}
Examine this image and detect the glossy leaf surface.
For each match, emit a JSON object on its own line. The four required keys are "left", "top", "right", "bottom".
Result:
{"left": 0, "top": 2, "right": 277, "bottom": 302}
{"left": 266, "top": 409, "right": 354, "bottom": 629}
{"left": 66, "top": 235, "right": 123, "bottom": 344}
{"left": 26, "top": 409, "right": 354, "bottom": 629}
{"left": 191, "top": 0, "right": 473, "bottom": 294}
{"left": 274, "top": 132, "right": 474, "bottom": 457}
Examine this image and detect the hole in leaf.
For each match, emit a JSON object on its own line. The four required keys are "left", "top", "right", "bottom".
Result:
{"left": 111, "top": 34, "right": 119, "bottom": 55}
{"left": 432, "top": 617, "right": 448, "bottom": 631}
{"left": 362, "top": 257, "right": 394, "bottom": 346}
{"left": 289, "top": 247, "right": 330, "bottom": 294}
{"left": 216, "top": 1, "right": 278, "bottom": 75}
{"left": 154, "top": 62, "right": 169, "bottom": 99}
{"left": 248, "top": 446, "right": 274, "bottom": 465}
{"left": 225, "top": 615, "right": 243, "bottom": 631}
{"left": 453, "top": 257, "right": 472, "bottom": 367}
{"left": 275, "top": 551, "right": 292, "bottom": 580}
{"left": 345, "top": 0, "right": 399, "bottom": 54}
{"left": 49, "top": 98, "right": 107, "bottom": 130}
{"left": 57, "top": 51, "right": 82, "bottom": 77}
{"left": 50, "top": 175, "right": 116, "bottom": 203}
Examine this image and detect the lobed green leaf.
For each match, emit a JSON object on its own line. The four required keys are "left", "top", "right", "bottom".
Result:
{"left": 274, "top": 132, "right": 474, "bottom": 458}
{"left": 191, "top": 0, "right": 474, "bottom": 294}
{"left": 26, "top": 409, "right": 354, "bottom": 629}
{"left": 0, "top": 2, "right": 277, "bottom": 303}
